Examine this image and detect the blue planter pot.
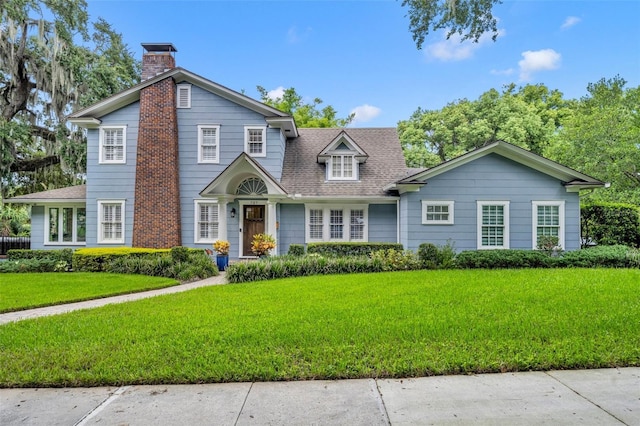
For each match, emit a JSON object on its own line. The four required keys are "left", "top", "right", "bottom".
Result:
{"left": 216, "top": 255, "right": 229, "bottom": 271}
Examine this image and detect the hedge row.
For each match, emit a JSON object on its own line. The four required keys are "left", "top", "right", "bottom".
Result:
{"left": 8, "top": 248, "right": 73, "bottom": 268}
{"left": 306, "top": 242, "right": 404, "bottom": 257}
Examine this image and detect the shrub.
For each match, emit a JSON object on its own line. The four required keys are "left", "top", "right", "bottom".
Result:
{"left": 0, "top": 258, "right": 65, "bottom": 273}
{"left": 7, "top": 249, "right": 73, "bottom": 269}
{"left": 251, "top": 233, "right": 276, "bottom": 256}
{"left": 73, "top": 248, "right": 169, "bottom": 272}
{"left": 455, "top": 250, "right": 554, "bottom": 269}
{"left": 288, "top": 244, "right": 305, "bottom": 257}
{"left": 170, "top": 246, "right": 190, "bottom": 263}
{"left": 370, "top": 249, "right": 421, "bottom": 271}
{"left": 581, "top": 203, "right": 640, "bottom": 248}
{"left": 417, "top": 241, "right": 456, "bottom": 269}
{"left": 108, "top": 249, "right": 218, "bottom": 281}
{"left": 556, "top": 245, "right": 634, "bottom": 268}
{"left": 307, "top": 242, "right": 403, "bottom": 257}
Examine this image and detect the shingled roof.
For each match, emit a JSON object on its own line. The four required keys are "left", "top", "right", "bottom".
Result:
{"left": 281, "top": 128, "right": 409, "bottom": 197}
{"left": 3, "top": 185, "right": 86, "bottom": 204}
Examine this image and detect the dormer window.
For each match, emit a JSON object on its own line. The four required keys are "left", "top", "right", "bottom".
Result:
{"left": 318, "top": 131, "right": 368, "bottom": 182}
{"left": 330, "top": 155, "right": 356, "bottom": 180}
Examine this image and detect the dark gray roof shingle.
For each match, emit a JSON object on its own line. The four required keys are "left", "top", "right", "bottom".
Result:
{"left": 281, "top": 128, "right": 409, "bottom": 197}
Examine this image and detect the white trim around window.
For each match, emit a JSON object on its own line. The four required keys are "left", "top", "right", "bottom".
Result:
{"left": 327, "top": 154, "right": 357, "bottom": 181}
{"left": 244, "top": 126, "right": 266, "bottom": 157}
{"left": 477, "top": 201, "right": 510, "bottom": 249}
{"left": 305, "top": 204, "right": 368, "bottom": 243}
{"left": 44, "top": 205, "right": 87, "bottom": 245}
{"left": 99, "top": 125, "right": 126, "bottom": 164}
{"left": 198, "top": 125, "right": 220, "bottom": 163}
{"left": 194, "top": 200, "right": 220, "bottom": 243}
{"left": 532, "top": 201, "right": 565, "bottom": 249}
{"left": 97, "top": 200, "right": 125, "bottom": 244}
{"left": 422, "top": 200, "right": 454, "bottom": 225}
{"left": 177, "top": 84, "right": 191, "bottom": 108}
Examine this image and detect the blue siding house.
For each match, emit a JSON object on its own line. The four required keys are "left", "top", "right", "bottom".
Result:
{"left": 7, "top": 44, "right": 604, "bottom": 258}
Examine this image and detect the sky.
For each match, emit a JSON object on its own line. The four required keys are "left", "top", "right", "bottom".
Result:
{"left": 86, "top": 0, "right": 640, "bottom": 128}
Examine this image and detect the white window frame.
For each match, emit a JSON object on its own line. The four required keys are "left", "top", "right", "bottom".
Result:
{"left": 194, "top": 200, "right": 220, "bottom": 243}
{"left": 532, "top": 201, "right": 565, "bottom": 249}
{"left": 198, "top": 125, "right": 220, "bottom": 164}
{"left": 305, "top": 204, "right": 368, "bottom": 243}
{"left": 327, "top": 154, "right": 357, "bottom": 181}
{"left": 44, "top": 205, "right": 87, "bottom": 246}
{"left": 99, "top": 125, "right": 126, "bottom": 164}
{"left": 244, "top": 126, "right": 267, "bottom": 157}
{"left": 477, "top": 201, "right": 510, "bottom": 250}
{"left": 422, "top": 201, "right": 454, "bottom": 225}
{"left": 97, "top": 200, "right": 125, "bottom": 244}
{"left": 177, "top": 84, "right": 191, "bottom": 108}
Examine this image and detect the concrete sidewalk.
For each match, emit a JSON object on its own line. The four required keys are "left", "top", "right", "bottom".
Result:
{"left": 1, "top": 368, "right": 638, "bottom": 425}
{"left": 0, "top": 273, "right": 227, "bottom": 325}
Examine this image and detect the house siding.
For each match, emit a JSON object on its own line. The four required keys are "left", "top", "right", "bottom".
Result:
{"left": 177, "top": 85, "right": 284, "bottom": 248}
{"left": 369, "top": 203, "right": 398, "bottom": 243}
{"left": 278, "top": 203, "right": 305, "bottom": 255}
{"left": 402, "top": 154, "right": 581, "bottom": 251}
{"left": 30, "top": 206, "right": 45, "bottom": 250}
{"left": 85, "top": 102, "right": 140, "bottom": 246}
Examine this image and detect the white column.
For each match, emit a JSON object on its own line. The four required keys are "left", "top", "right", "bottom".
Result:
{"left": 267, "top": 200, "right": 278, "bottom": 255}
{"left": 218, "top": 199, "right": 228, "bottom": 241}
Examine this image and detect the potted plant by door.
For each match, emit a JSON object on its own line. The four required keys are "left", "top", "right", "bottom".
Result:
{"left": 213, "top": 240, "right": 230, "bottom": 271}
{"left": 251, "top": 233, "right": 276, "bottom": 258}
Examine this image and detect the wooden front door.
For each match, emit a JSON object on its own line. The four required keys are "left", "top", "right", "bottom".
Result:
{"left": 243, "top": 205, "right": 265, "bottom": 256}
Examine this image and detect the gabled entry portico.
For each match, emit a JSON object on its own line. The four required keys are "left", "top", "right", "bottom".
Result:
{"left": 199, "top": 153, "right": 288, "bottom": 258}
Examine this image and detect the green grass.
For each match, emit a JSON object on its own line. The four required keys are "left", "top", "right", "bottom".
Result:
{"left": 0, "top": 269, "right": 638, "bottom": 387}
{"left": 0, "top": 273, "right": 179, "bottom": 313}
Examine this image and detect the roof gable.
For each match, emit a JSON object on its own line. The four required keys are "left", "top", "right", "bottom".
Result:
{"left": 68, "top": 68, "right": 298, "bottom": 137}
{"left": 317, "top": 131, "right": 369, "bottom": 163}
{"left": 200, "top": 153, "right": 288, "bottom": 197}
{"left": 393, "top": 141, "right": 605, "bottom": 193}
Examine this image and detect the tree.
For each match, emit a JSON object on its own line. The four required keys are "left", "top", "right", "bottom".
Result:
{"left": 401, "top": 0, "right": 501, "bottom": 49}
{"left": 257, "top": 86, "right": 354, "bottom": 128}
{"left": 397, "top": 84, "right": 564, "bottom": 167}
{"left": 0, "top": 0, "right": 139, "bottom": 198}
{"left": 545, "top": 76, "right": 640, "bottom": 203}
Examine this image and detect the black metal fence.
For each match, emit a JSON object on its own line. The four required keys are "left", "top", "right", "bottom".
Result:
{"left": 0, "top": 237, "right": 31, "bottom": 256}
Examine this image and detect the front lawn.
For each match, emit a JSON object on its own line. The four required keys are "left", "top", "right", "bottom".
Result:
{"left": 0, "top": 269, "right": 638, "bottom": 387}
{"left": 0, "top": 273, "right": 178, "bottom": 313}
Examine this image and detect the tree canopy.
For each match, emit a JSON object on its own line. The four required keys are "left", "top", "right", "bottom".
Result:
{"left": 0, "top": 0, "right": 139, "bottom": 198}
{"left": 257, "top": 86, "right": 354, "bottom": 128}
{"left": 402, "top": 0, "right": 502, "bottom": 49}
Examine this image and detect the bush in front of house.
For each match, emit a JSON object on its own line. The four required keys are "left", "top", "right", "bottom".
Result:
{"left": 72, "top": 247, "right": 171, "bottom": 272}
{"left": 581, "top": 203, "right": 640, "bottom": 248}
{"left": 455, "top": 249, "right": 555, "bottom": 269}
{"left": 0, "top": 258, "right": 67, "bottom": 273}
{"left": 7, "top": 248, "right": 74, "bottom": 270}
{"left": 306, "top": 242, "right": 403, "bottom": 257}
{"left": 555, "top": 245, "right": 635, "bottom": 268}
{"left": 369, "top": 248, "right": 422, "bottom": 271}
{"left": 287, "top": 244, "right": 305, "bottom": 257}
{"left": 417, "top": 242, "right": 456, "bottom": 269}
{"left": 107, "top": 248, "right": 218, "bottom": 281}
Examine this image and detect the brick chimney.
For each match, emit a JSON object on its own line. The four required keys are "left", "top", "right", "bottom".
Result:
{"left": 132, "top": 43, "right": 182, "bottom": 248}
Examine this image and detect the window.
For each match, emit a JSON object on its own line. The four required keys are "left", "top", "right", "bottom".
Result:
{"left": 198, "top": 125, "right": 220, "bottom": 163}
{"left": 477, "top": 201, "right": 510, "bottom": 249}
{"left": 195, "top": 201, "right": 219, "bottom": 243}
{"left": 305, "top": 205, "right": 368, "bottom": 242}
{"left": 177, "top": 84, "right": 191, "bottom": 108}
{"left": 98, "top": 200, "right": 124, "bottom": 244}
{"left": 532, "top": 201, "right": 565, "bottom": 249}
{"left": 244, "top": 126, "right": 266, "bottom": 157}
{"left": 422, "top": 201, "right": 454, "bottom": 225}
{"left": 329, "top": 155, "right": 356, "bottom": 180}
{"left": 99, "top": 126, "right": 126, "bottom": 164}
{"left": 45, "top": 206, "right": 86, "bottom": 245}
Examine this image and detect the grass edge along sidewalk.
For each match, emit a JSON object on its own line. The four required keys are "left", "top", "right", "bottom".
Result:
{"left": 0, "top": 268, "right": 639, "bottom": 387}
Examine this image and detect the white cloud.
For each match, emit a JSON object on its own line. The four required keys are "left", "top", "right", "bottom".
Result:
{"left": 425, "top": 29, "right": 505, "bottom": 62}
{"left": 518, "top": 49, "right": 561, "bottom": 81}
{"left": 561, "top": 16, "right": 581, "bottom": 30}
{"left": 491, "top": 68, "right": 514, "bottom": 76}
{"left": 266, "top": 86, "right": 286, "bottom": 101}
{"left": 287, "top": 26, "right": 312, "bottom": 44}
{"left": 350, "top": 104, "right": 381, "bottom": 124}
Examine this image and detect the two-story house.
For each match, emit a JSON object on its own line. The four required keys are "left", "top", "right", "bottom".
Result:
{"left": 7, "top": 43, "right": 604, "bottom": 258}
